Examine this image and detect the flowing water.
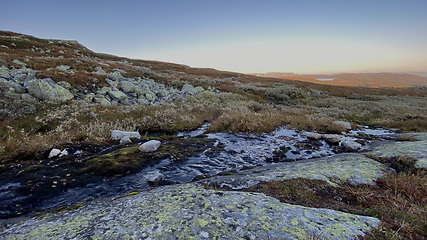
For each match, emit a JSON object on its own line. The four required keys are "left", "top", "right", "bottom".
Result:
{"left": 0, "top": 125, "right": 396, "bottom": 220}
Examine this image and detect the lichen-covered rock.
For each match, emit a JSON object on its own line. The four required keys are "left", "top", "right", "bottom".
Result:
{"left": 139, "top": 140, "right": 161, "bottom": 152}
{"left": 119, "top": 80, "right": 136, "bottom": 93}
{"left": 0, "top": 78, "right": 26, "bottom": 93}
{"left": 26, "top": 78, "right": 74, "bottom": 101}
{"left": 0, "top": 183, "right": 380, "bottom": 239}
{"left": 93, "top": 95, "right": 111, "bottom": 105}
{"left": 108, "top": 90, "right": 127, "bottom": 101}
{"left": 57, "top": 81, "right": 72, "bottom": 89}
{"left": 107, "top": 71, "right": 125, "bottom": 82}
{"left": 144, "top": 90, "right": 156, "bottom": 102}
{"left": 366, "top": 139, "right": 427, "bottom": 169}
{"left": 202, "top": 153, "right": 393, "bottom": 189}
{"left": 0, "top": 66, "right": 11, "bottom": 79}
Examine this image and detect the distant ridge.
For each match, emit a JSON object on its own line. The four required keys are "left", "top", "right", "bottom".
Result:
{"left": 251, "top": 72, "right": 427, "bottom": 88}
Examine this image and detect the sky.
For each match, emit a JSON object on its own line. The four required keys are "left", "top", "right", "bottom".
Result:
{"left": 2, "top": 0, "right": 427, "bottom": 74}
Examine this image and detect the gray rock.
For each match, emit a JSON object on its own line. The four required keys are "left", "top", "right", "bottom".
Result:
{"left": 202, "top": 153, "right": 393, "bottom": 189}
{"left": 84, "top": 93, "right": 95, "bottom": 102}
{"left": 134, "top": 85, "right": 147, "bottom": 96}
{"left": 145, "top": 91, "right": 156, "bottom": 102}
{"left": 119, "top": 80, "right": 136, "bottom": 93}
{"left": 0, "top": 66, "right": 11, "bottom": 79}
{"left": 93, "top": 66, "right": 107, "bottom": 75}
{"left": 48, "top": 149, "right": 61, "bottom": 159}
{"left": 137, "top": 97, "right": 150, "bottom": 105}
{"left": 111, "top": 130, "right": 141, "bottom": 141}
{"left": 0, "top": 78, "right": 26, "bottom": 93}
{"left": 119, "top": 136, "right": 132, "bottom": 145}
{"left": 144, "top": 170, "right": 163, "bottom": 185}
{"left": 55, "top": 65, "right": 71, "bottom": 71}
{"left": 304, "top": 132, "right": 322, "bottom": 140}
{"left": 105, "top": 78, "right": 119, "bottom": 88}
{"left": 13, "top": 73, "right": 36, "bottom": 84}
{"left": 107, "top": 71, "right": 125, "bottom": 82}
{"left": 97, "top": 86, "right": 111, "bottom": 95}
{"left": 26, "top": 78, "right": 74, "bottom": 101}
{"left": 20, "top": 93, "right": 37, "bottom": 102}
{"left": 342, "top": 141, "right": 362, "bottom": 151}
{"left": 108, "top": 90, "right": 127, "bottom": 101}
{"left": 139, "top": 140, "right": 161, "bottom": 152}
{"left": 0, "top": 183, "right": 380, "bottom": 239}
{"left": 322, "top": 134, "right": 341, "bottom": 145}
{"left": 57, "top": 81, "right": 72, "bottom": 89}
{"left": 333, "top": 121, "right": 352, "bottom": 130}
{"left": 93, "top": 95, "right": 111, "bottom": 105}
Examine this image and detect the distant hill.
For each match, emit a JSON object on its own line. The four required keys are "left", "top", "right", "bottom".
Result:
{"left": 251, "top": 72, "right": 427, "bottom": 88}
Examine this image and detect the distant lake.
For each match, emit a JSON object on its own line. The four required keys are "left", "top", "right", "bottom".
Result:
{"left": 316, "top": 78, "right": 334, "bottom": 81}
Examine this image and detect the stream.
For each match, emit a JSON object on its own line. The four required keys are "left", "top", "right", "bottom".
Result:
{"left": 0, "top": 124, "right": 396, "bottom": 221}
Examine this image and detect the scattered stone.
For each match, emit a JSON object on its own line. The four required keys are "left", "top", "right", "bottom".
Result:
{"left": 108, "top": 90, "right": 127, "bottom": 101}
{"left": 342, "top": 140, "right": 362, "bottom": 151}
{"left": 304, "top": 132, "right": 322, "bottom": 140}
{"left": 111, "top": 130, "right": 141, "bottom": 141}
{"left": 144, "top": 170, "right": 163, "bottom": 185}
{"left": 322, "top": 134, "right": 341, "bottom": 145}
{"left": 55, "top": 65, "right": 71, "bottom": 71}
{"left": 59, "top": 149, "right": 68, "bottom": 157}
{"left": 119, "top": 136, "right": 132, "bottom": 145}
{"left": 333, "top": 120, "right": 352, "bottom": 130}
{"left": 48, "top": 149, "right": 61, "bottom": 158}
{"left": 139, "top": 140, "right": 161, "bottom": 152}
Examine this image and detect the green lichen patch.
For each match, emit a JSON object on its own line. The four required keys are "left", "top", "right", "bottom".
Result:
{"left": 366, "top": 140, "right": 427, "bottom": 170}
{"left": 0, "top": 183, "right": 380, "bottom": 239}
{"left": 201, "top": 153, "right": 393, "bottom": 190}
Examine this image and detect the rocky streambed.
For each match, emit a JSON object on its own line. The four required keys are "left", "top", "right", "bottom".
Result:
{"left": 1, "top": 125, "right": 426, "bottom": 239}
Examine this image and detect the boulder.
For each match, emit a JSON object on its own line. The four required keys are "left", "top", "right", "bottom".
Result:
{"left": 342, "top": 141, "right": 362, "bottom": 151}
{"left": 145, "top": 91, "right": 156, "bottom": 102}
{"left": 108, "top": 90, "right": 127, "bottom": 101}
{"left": 119, "top": 80, "right": 136, "bottom": 93}
{"left": 0, "top": 78, "right": 26, "bottom": 93}
{"left": 26, "top": 78, "right": 74, "bottom": 101}
{"left": 48, "top": 149, "right": 61, "bottom": 158}
{"left": 107, "top": 71, "right": 125, "bottom": 82}
{"left": 333, "top": 121, "right": 352, "bottom": 130}
{"left": 111, "top": 130, "right": 141, "bottom": 141}
{"left": 139, "top": 140, "right": 161, "bottom": 152}
{"left": 0, "top": 66, "right": 11, "bottom": 79}
{"left": 322, "top": 134, "right": 341, "bottom": 145}
{"left": 97, "top": 86, "right": 111, "bottom": 95}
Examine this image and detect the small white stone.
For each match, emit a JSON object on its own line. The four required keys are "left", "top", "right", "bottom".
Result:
{"left": 139, "top": 140, "right": 161, "bottom": 152}
{"left": 48, "top": 149, "right": 61, "bottom": 158}
{"left": 120, "top": 136, "right": 132, "bottom": 145}
{"left": 199, "top": 231, "right": 209, "bottom": 238}
{"left": 59, "top": 149, "right": 68, "bottom": 157}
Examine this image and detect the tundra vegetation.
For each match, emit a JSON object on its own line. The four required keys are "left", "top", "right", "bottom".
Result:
{"left": 0, "top": 31, "right": 426, "bottom": 238}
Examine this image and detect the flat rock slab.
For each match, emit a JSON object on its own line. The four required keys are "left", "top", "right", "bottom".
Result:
{"left": 366, "top": 139, "right": 427, "bottom": 169}
{"left": 0, "top": 183, "right": 379, "bottom": 240}
{"left": 202, "top": 153, "right": 392, "bottom": 190}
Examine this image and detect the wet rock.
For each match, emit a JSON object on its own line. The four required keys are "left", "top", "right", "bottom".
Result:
{"left": 304, "top": 132, "right": 322, "bottom": 140}
{"left": 26, "top": 78, "right": 74, "bottom": 101}
{"left": 366, "top": 137, "right": 427, "bottom": 170}
{"left": 139, "top": 140, "right": 161, "bottom": 152}
{"left": 48, "top": 149, "right": 61, "bottom": 158}
{"left": 0, "top": 183, "right": 380, "bottom": 239}
{"left": 201, "top": 153, "right": 393, "bottom": 189}
{"left": 341, "top": 140, "right": 362, "bottom": 151}
{"left": 144, "top": 170, "right": 163, "bottom": 186}
{"left": 333, "top": 120, "right": 352, "bottom": 130}
{"left": 111, "top": 130, "right": 141, "bottom": 140}
{"left": 322, "top": 134, "right": 341, "bottom": 145}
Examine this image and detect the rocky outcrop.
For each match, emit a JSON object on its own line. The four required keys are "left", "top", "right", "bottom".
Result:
{"left": 202, "top": 153, "right": 393, "bottom": 189}
{"left": 26, "top": 78, "right": 74, "bottom": 101}
{"left": 0, "top": 183, "right": 380, "bottom": 240}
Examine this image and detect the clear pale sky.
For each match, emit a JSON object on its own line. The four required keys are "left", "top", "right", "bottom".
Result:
{"left": 2, "top": 0, "right": 427, "bottom": 74}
